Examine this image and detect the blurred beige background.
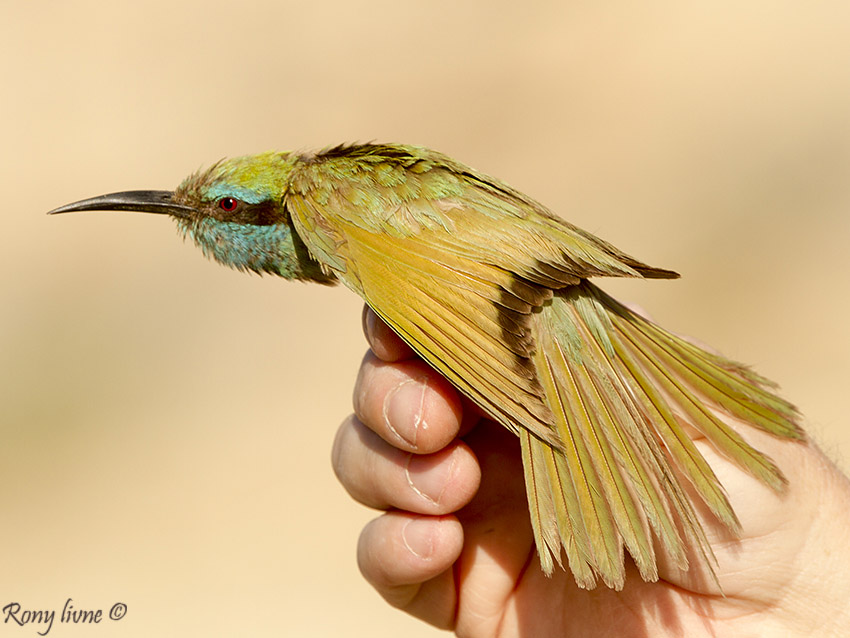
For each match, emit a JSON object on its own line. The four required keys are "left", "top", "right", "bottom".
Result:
{"left": 1, "top": 2, "right": 848, "bottom": 636}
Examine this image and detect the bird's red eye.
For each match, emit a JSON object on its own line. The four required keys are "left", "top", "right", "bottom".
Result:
{"left": 219, "top": 197, "right": 239, "bottom": 212}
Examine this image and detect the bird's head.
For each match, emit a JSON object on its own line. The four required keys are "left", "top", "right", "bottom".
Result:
{"left": 49, "top": 152, "right": 333, "bottom": 283}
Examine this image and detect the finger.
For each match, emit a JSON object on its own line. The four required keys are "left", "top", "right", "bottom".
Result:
{"left": 362, "top": 305, "right": 414, "bottom": 362}
{"left": 357, "top": 511, "right": 462, "bottom": 630}
{"left": 458, "top": 396, "right": 486, "bottom": 439}
{"left": 332, "top": 414, "right": 480, "bottom": 514}
{"left": 353, "top": 351, "right": 463, "bottom": 454}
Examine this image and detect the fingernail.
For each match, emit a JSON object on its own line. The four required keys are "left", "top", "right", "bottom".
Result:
{"left": 401, "top": 518, "right": 434, "bottom": 560}
{"left": 362, "top": 307, "right": 377, "bottom": 345}
{"left": 404, "top": 450, "right": 458, "bottom": 506}
{"left": 383, "top": 377, "right": 429, "bottom": 449}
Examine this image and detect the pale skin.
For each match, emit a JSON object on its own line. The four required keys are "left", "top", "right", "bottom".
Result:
{"left": 333, "top": 306, "right": 850, "bottom": 638}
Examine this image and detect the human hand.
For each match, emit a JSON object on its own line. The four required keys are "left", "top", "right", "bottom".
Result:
{"left": 332, "top": 306, "right": 850, "bottom": 637}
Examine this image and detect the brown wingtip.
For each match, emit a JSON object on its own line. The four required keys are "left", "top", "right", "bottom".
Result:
{"left": 635, "top": 264, "right": 681, "bottom": 279}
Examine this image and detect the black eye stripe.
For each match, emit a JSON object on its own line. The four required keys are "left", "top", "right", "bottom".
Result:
{"left": 208, "top": 198, "right": 287, "bottom": 226}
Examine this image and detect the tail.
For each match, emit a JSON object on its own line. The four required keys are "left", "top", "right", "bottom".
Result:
{"left": 521, "top": 281, "right": 803, "bottom": 589}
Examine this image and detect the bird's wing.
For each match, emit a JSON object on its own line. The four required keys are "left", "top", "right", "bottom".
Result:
{"left": 285, "top": 147, "right": 802, "bottom": 587}
{"left": 284, "top": 147, "right": 673, "bottom": 445}
{"left": 287, "top": 145, "right": 678, "bottom": 283}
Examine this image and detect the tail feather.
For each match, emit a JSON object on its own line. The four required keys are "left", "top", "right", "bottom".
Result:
{"left": 520, "top": 430, "right": 560, "bottom": 575}
{"left": 611, "top": 331, "right": 744, "bottom": 530}
{"left": 616, "top": 319, "right": 789, "bottom": 491}
{"left": 606, "top": 298, "right": 801, "bottom": 438}
{"left": 558, "top": 338, "right": 660, "bottom": 581}
{"left": 533, "top": 334, "right": 626, "bottom": 588}
{"left": 523, "top": 281, "right": 802, "bottom": 586}
{"left": 543, "top": 444, "right": 598, "bottom": 583}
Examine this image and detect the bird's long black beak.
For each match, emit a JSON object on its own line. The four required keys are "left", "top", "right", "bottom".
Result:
{"left": 48, "top": 190, "right": 195, "bottom": 218}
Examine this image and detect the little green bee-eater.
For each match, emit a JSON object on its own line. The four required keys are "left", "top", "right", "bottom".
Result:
{"left": 49, "top": 143, "right": 803, "bottom": 590}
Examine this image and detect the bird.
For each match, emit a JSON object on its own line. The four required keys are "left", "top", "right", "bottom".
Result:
{"left": 49, "top": 143, "right": 803, "bottom": 590}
